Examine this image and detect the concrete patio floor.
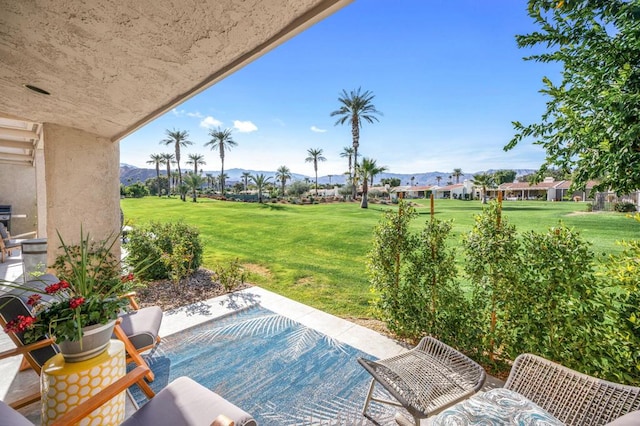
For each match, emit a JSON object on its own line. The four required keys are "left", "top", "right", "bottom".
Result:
{"left": 0, "top": 251, "right": 503, "bottom": 425}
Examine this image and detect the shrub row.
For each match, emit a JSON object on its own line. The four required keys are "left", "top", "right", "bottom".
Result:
{"left": 368, "top": 201, "right": 640, "bottom": 385}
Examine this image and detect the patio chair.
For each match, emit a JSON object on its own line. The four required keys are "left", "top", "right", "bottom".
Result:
{"left": 0, "top": 365, "right": 257, "bottom": 426}
{"left": 427, "top": 353, "right": 640, "bottom": 425}
{"left": 0, "top": 274, "right": 163, "bottom": 408}
{"left": 357, "top": 336, "right": 486, "bottom": 426}
{"left": 0, "top": 222, "right": 36, "bottom": 263}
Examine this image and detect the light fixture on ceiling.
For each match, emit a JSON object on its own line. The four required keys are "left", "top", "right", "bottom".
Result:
{"left": 23, "top": 84, "right": 50, "bottom": 95}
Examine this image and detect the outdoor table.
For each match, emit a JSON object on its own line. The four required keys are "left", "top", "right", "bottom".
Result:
{"left": 40, "top": 339, "right": 126, "bottom": 425}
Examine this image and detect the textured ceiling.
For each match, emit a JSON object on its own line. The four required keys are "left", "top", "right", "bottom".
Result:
{"left": 0, "top": 0, "right": 351, "bottom": 159}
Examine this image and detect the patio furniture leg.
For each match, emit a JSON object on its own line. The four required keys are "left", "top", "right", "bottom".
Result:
{"left": 362, "top": 378, "right": 376, "bottom": 419}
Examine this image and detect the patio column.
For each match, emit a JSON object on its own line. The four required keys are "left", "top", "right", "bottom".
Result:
{"left": 43, "top": 124, "right": 120, "bottom": 265}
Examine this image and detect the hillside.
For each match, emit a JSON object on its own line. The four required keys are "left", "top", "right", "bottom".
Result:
{"left": 120, "top": 164, "right": 535, "bottom": 186}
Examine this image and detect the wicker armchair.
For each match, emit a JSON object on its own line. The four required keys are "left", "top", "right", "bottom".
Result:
{"left": 357, "top": 336, "right": 486, "bottom": 426}
{"left": 504, "top": 353, "right": 640, "bottom": 425}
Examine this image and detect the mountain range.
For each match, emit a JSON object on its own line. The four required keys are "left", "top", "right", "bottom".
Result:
{"left": 120, "top": 164, "right": 536, "bottom": 186}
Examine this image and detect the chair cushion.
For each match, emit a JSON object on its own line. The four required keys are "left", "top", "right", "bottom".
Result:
{"left": 0, "top": 399, "right": 34, "bottom": 426}
{"left": 430, "top": 388, "right": 563, "bottom": 425}
{"left": 606, "top": 411, "right": 640, "bottom": 426}
{"left": 118, "top": 306, "right": 163, "bottom": 350}
{"left": 122, "top": 376, "right": 256, "bottom": 426}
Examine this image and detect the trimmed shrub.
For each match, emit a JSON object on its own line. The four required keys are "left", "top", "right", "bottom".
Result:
{"left": 614, "top": 202, "right": 637, "bottom": 212}
{"left": 125, "top": 222, "right": 202, "bottom": 282}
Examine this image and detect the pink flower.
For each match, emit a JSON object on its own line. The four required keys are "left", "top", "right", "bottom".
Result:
{"left": 69, "top": 297, "right": 85, "bottom": 309}
{"left": 3, "top": 315, "right": 36, "bottom": 333}
{"left": 26, "top": 294, "right": 42, "bottom": 306}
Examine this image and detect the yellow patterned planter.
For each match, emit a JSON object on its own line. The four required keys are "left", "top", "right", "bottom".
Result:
{"left": 41, "top": 339, "right": 126, "bottom": 426}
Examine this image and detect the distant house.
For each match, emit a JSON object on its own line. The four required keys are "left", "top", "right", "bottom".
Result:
{"left": 390, "top": 185, "right": 434, "bottom": 200}
{"left": 489, "top": 178, "right": 598, "bottom": 201}
{"left": 434, "top": 183, "right": 471, "bottom": 199}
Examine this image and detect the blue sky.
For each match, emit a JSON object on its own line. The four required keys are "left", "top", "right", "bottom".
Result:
{"left": 121, "top": 0, "right": 560, "bottom": 177}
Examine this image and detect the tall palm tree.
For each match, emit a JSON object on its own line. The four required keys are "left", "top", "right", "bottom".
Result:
{"left": 358, "top": 157, "right": 380, "bottom": 209}
{"left": 331, "top": 88, "right": 382, "bottom": 196}
{"left": 340, "top": 146, "right": 355, "bottom": 187}
{"left": 305, "top": 148, "right": 326, "bottom": 196}
{"left": 159, "top": 153, "right": 175, "bottom": 196}
{"left": 411, "top": 176, "right": 415, "bottom": 187}
{"left": 205, "top": 127, "right": 237, "bottom": 196}
{"left": 328, "top": 174, "right": 333, "bottom": 185}
{"left": 160, "top": 129, "right": 193, "bottom": 199}
{"left": 206, "top": 173, "right": 213, "bottom": 188}
{"left": 251, "top": 174, "right": 272, "bottom": 203}
{"left": 184, "top": 173, "right": 205, "bottom": 202}
{"left": 147, "top": 153, "right": 163, "bottom": 197}
{"left": 452, "top": 168, "right": 463, "bottom": 184}
{"left": 472, "top": 173, "right": 495, "bottom": 204}
{"left": 275, "top": 165, "right": 292, "bottom": 196}
{"left": 186, "top": 153, "right": 206, "bottom": 175}
{"left": 241, "top": 172, "right": 251, "bottom": 192}
{"left": 436, "top": 176, "right": 442, "bottom": 186}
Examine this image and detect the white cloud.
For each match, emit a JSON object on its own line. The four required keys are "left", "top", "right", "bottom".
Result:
{"left": 310, "top": 126, "right": 327, "bottom": 133}
{"left": 200, "top": 116, "right": 223, "bottom": 129}
{"left": 172, "top": 108, "right": 203, "bottom": 119}
{"left": 233, "top": 120, "right": 258, "bottom": 133}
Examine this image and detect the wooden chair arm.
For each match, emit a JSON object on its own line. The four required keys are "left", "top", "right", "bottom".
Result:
{"left": 0, "top": 337, "right": 55, "bottom": 360}
{"left": 212, "top": 414, "right": 235, "bottom": 426}
{"left": 10, "top": 231, "right": 37, "bottom": 239}
{"left": 49, "top": 366, "right": 155, "bottom": 426}
{"left": 120, "top": 292, "right": 140, "bottom": 310}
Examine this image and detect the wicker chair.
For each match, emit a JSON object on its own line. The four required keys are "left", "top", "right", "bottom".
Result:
{"left": 357, "top": 336, "right": 486, "bottom": 426}
{"left": 503, "top": 353, "right": 640, "bottom": 425}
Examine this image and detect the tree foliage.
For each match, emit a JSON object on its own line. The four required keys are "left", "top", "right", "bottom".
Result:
{"left": 506, "top": 0, "right": 640, "bottom": 194}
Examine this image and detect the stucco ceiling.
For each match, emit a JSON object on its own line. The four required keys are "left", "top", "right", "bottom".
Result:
{"left": 0, "top": 0, "right": 351, "bottom": 165}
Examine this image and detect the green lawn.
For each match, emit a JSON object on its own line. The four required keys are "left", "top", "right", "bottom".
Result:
{"left": 121, "top": 197, "right": 638, "bottom": 318}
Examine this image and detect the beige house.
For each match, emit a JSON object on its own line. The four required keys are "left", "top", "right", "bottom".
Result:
{"left": 0, "top": 0, "right": 352, "bottom": 264}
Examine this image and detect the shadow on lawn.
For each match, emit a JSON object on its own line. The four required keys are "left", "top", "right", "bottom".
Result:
{"left": 258, "top": 203, "right": 286, "bottom": 211}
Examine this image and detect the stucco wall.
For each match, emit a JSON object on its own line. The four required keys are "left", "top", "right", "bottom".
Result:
{"left": 0, "top": 163, "right": 37, "bottom": 235}
{"left": 43, "top": 123, "right": 120, "bottom": 264}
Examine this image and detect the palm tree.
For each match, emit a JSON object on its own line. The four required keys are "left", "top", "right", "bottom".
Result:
{"left": 452, "top": 168, "right": 463, "bottom": 184}
{"left": 241, "top": 172, "right": 251, "bottom": 192}
{"left": 251, "top": 173, "right": 272, "bottom": 203}
{"left": 340, "top": 146, "right": 355, "bottom": 187}
{"left": 305, "top": 148, "right": 327, "bottom": 196}
{"left": 218, "top": 173, "right": 228, "bottom": 192}
{"left": 275, "top": 165, "right": 292, "bottom": 197}
{"left": 370, "top": 161, "right": 388, "bottom": 186}
{"left": 436, "top": 176, "right": 442, "bottom": 186}
{"left": 205, "top": 173, "right": 213, "bottom": 188}
{"left": 204, "top": 127, "right": 237, "bottom": 196}
{"left": 186, "top": 153, "right": 206, "bottom": 175}
{"left": 160, "top": 129, "right": 193, "bottom": 199}
{"left": 159, "top": 153, "right": 175, "bottom": 196}
{"left": 472, "top": 173, "right": 495, "bottom": 204}
{"left": 358, "top": 157, "right": 380, "bottom": 209}
{"left": 411, "top": 176, "right": 415, "bottom": 187}
{"left": 184, "top": 173, "right": 205, "bottom": 202}
{"left": 331, "top": 88, "right": 382, "bottom": 197}
{"left": 147, "top": 153, "right": 163, "bottom": 197}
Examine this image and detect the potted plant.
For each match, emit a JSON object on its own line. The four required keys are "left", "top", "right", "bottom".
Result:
{"left": 2, "top": 227, "right": 137, "bottom": 362}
